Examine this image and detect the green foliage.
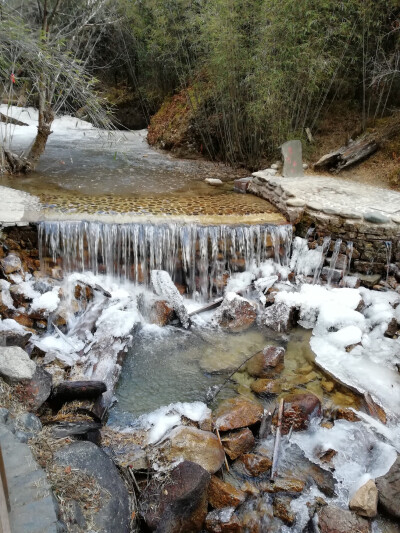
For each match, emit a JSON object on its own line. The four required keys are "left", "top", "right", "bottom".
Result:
{"left": 117, "top": 0, "right": 399, "bottom": 168}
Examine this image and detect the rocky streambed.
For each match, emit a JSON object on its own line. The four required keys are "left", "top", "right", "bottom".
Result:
{"left": 0, "top": 224, "right": 400, "bottom": 533}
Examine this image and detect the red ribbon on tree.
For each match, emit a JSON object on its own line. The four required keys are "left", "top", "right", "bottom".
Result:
{"left": 10, "top": 74, "right": 16, "bottom": 84}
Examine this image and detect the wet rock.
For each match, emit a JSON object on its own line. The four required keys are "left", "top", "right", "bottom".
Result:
{"left": 213, "top": 293, "right": 257, "bottom": 333}
{"left": 376, "top": 455, "right": 400, "bottom": 520}
{"left": 141, "top": 460, "right": 210, "bottom": 532}
{"left": 14, "top": 366, "right": 52, "bottom": 410}
{"left": 358, "top": 273, "right": 381, "bottom": 288}
{"left": 384, "top": 317, "right": 399, "bottom": 338}
{"left": 239, "top": 453, "right": 272, "bottom": 476}
{"left": 16, "top": 412, "right": 42, "bottom": 435}
{"left": 280, "top": 393, "right": 321, "bottom": 434}
{"left": 9, "top": 284, "right": 30, "bottom": 307}
{"left": 208, "top": 476, "right": 246, "bottom": 509}
{"left": 149, "top": 300, "right": 175, "bottom": 326}
{"left": 318, "top": 505, "right": 371, "bottom": 533}
{"left": 1, "top": 253, "right": 22, "bottom": 275}
{"left": 349, "top": 479, "right": 378, "bottom": 518}
{"left": 162, "top": 426, "right": 225, "bottom": 474}
{"left": 246, "top": 346, "right": 285, "bottom": 378}
{"left": 220, "top": 428, "right": 255, "bottom": 460}
{"left": 261, "top": 302, "right": 297, "bottom": 332}
{"left": 55, "top": 441, "right": 130, "bottom": 533}
{"left": 205, "top": 507, "right": 241, "bottom": 533}
{"left": 0, "top": 345, "right": 36, "bottom": 383}
{"left": 273, "top": 495, "right": 295, "bottom": 525}
{"left": 213, "top": 397, "right": 264, "bottom": 431}
{"left": 259, "top": 477, "right": 305, "bottom": 493}
{"left": 335, "top": 408, "right": 360, "bottom": 422}
{"left": 13, "top": 312, "right": 34, "bottom": 328}
{"left": 251, "top": 378, "right": 281, "bottom": 396}
{"left": 319, "top": 448, "right": 337, "bottom": 463}
{"left": 0, "top": 329, "right": 32, "bottom": 348}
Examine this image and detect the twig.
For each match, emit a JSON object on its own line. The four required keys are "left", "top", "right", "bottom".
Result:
{"left": 270, "top": 398, "right": 284, "bottom": 481}
{"left": 128, "top": 467, "right": 141, "bottom": 494}
{"left": 215, "top": 427, "right": 230, "bottom": 472}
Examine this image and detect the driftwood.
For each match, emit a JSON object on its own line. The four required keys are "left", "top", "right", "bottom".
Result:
{"left": 0, "top": 112, "right": 28, "bottom": 126}
{"left": 270, "top": 398, "right": 284, "bottom": 481}
{"left": 50, "top": 380, "right": 107, "bottom": 403}
{"left": 314, "top": 136, "right": 378, "bottom": 172}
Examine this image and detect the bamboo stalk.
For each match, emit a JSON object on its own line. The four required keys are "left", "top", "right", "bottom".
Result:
{"left": 270, "top": 398, "right": 284, "bottom": 481}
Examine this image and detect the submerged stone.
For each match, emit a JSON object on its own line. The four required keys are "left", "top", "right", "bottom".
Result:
{"left": 213, "top": 397, "right": 264, "bottom": 432}
{"left": 246, "top": 346, "right": 285, "bottom": 378}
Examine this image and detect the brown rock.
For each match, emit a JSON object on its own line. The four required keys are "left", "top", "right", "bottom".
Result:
{"left": 163, "top": 426, "right": 225, "bottom": 474}
{"left": 220, "top": 428, "right": 255, "bottom": 460}
{"left": 246, "top": 346, "right": 285, "bottom": 378}
{"left": 239, "top": 453, "right": 272, "bottom": 477}
{"left": 319, "top": 448, "right": 338, "bottom": 463}
{"left": 14, "top": 366, "right": 52, "bottom": 410}
{"left": 384, "top": 317, "right": 399, "bottom": 338}
{"left": 349, "top": 479, "right": 378, "bottom": 518}
{"left": 13, "top": 312, "right": 34, "bottom": 328}
{"left": 1, "top": 254, "right": 22, "bottom": 275}
{"left": 141, "top": 460, "right": 210, "bottom": 532}
{"left": 149, "top": 300, "right": 175, "bottom": 326}
{"left": 280, "top": 393, "right": 321, "bottom": 434}
{"left": 335, "top": 408, "right": 360, "bottom": 422}
{"left": 214, "top": 397, "right": 264, "bottom": 431}
{"left": 9, "top": 285, "right": 30, "bottom": 307}
{"left": 213, "top": 294, "right": 257, "bottom": 333}
{"left": 318, "top": 505, "right": 371, "bottom": 533}
{"left": 273, "top": 495, "right": 295, "bottom": 525}
{"left": 208, "top": 476, "right": 246, "bottom": 509}
{"left": 251, "top": 379, "right": 281, "bottom": 396}
{"left": 259, "top": 477, "right": 305, "bottom": 493}
{"left": 205, "top": 508, "right": 242, "bottom": 533}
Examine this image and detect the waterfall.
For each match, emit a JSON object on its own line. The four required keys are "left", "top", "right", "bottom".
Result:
{"left": 327, "top": 239, "right": 342, "bottom": 286}
{"left": 39, "top": 221, "right": 293, "bottom": 298}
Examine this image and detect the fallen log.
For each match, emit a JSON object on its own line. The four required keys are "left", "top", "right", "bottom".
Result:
{"left": 50, "top": 380, "right": 107, "bottom": 404}
{"left": 314, "top": 136, "right": 378, "bottom": 172}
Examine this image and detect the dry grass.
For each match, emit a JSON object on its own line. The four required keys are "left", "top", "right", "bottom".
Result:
{"left": 30, "top": 427, "right": 108, "bottom": 531}
{"left": 0, "top": 377, "right": 27, "bottom": 416}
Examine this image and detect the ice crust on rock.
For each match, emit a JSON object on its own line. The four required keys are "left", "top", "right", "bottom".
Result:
{"left": 151, "top": 270, "right": 190, "bottom": 329}
{"left": 31, "top": 287, "right": 60, "bottom": 314}
{"left": 140, "top": 401, "right": 211, "bottom": 444}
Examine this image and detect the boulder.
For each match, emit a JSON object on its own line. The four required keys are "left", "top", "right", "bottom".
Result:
{"left": 55, "top": 441, "right": 130, "bottom": 533}
{"left": 246, "top": 346, "right": 285, "bottom": 378}
{"left": 1, "top": 254, "right": 22, "bottom": 275}
{"left": 349, "top": 479, "right": 378, "bottom": 518}
{"left": 140, "top": 461, "right": 210, "bottom": 532}
{"left": 280, "top": 393, "right": 321, "bottom": 434}
{"left": 205, "top": 508, "right": 242, "bottom": 533}
{"left": 250, "top": 378, "right": 281, "bottom": 396}
{"left": 15, "top": 366, "right": 52, "bottom": 410}
{"left": 0, "top": 346, "right": 36, "bottom": 383}
{"left": 208, "top": 476, "right": 246, "bottom": 509}
{"left": 162, "top": 426, "right": 225, "bottom": 474}
{"left": 149, "top": 300, "right": 175, "bottom": 326}
{"left": 220, "top": 428, "right": 255, "bottom": 460}
{"left": 213, "top": 397, "right": 264, "bottom": 431}
{"left": 261, "top": 302, "right": 297, "bottom": 332}
{"left": 239, "top": 453, "right": 272, "bottom": 477}
{"left": 376, "top": 456, "right": 400, "bottom": 520}
{"left": 317, "top": 505, "right": 371, "bottom": 533}
{"left": 213, "top": 293, "right": 257, "bottom": 333}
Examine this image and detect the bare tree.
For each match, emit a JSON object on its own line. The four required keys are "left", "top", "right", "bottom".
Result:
{"left": 0, "top": 0, "right": 115, "bottom": 174}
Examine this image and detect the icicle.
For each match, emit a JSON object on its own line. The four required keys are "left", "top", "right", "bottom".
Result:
{"left": 39, "top": 221, "right": 293, "bottom": 298}
{"left": 327, "top": 239, "right": 342, "bottom": 286}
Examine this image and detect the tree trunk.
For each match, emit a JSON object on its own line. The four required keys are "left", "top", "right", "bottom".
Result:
{"left": 26, "top": 106, "right": 54, "bottom": 169}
